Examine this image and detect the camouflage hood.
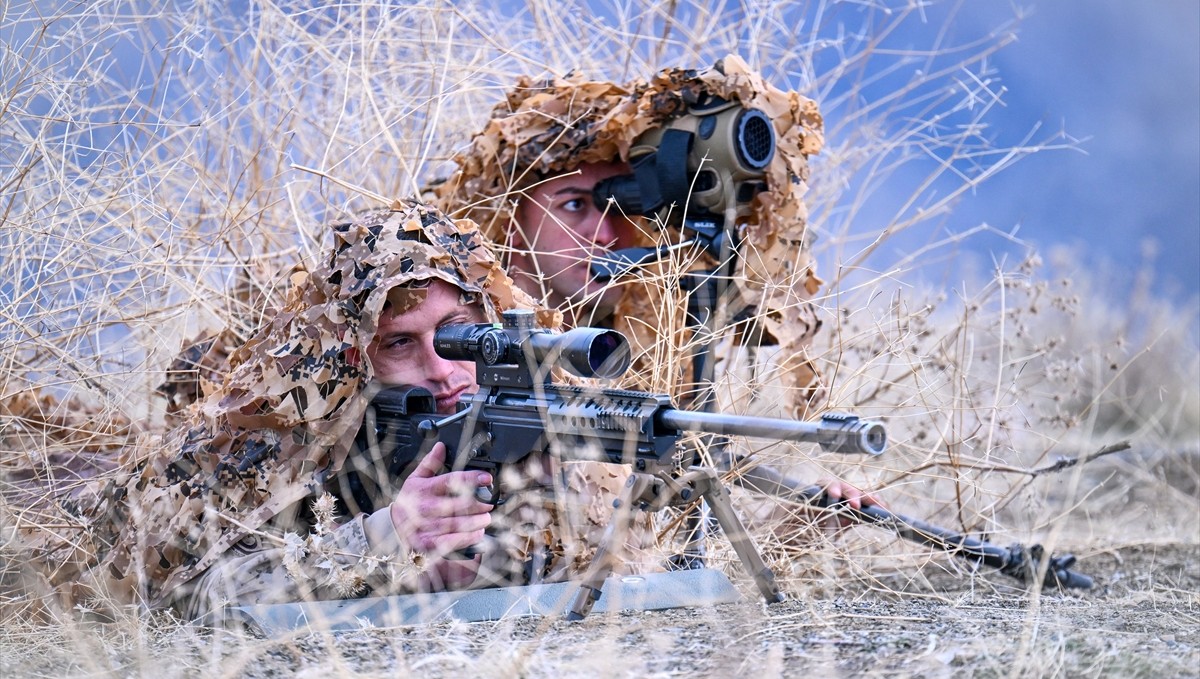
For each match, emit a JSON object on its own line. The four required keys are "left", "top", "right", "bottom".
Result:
{"left": 432, "top": 54, "right": 824, "bottom": 257}
{"left": 433, "top": 55, "right": 827, "bottom": 412}
{"left": 83, "top": 200, "right": 552, "bottom": 604}
{"left": 207, "top": 201, "right": 550, "bottom": 431}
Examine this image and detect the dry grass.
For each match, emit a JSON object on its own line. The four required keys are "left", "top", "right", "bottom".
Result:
{"left": 2, "top": 0, "right": 1197, "bottom": 677}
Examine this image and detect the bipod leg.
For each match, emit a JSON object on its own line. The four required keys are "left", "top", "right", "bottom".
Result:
{"left": 666, "top": 516, "right": 703, "bottom": 570}
{"left": 683, "top": 467, "right": 785, "bottom": 604}
{"left": 667, "top": 492, "right": 711, "bottom": 570}
{"left": 565, "top": 473, "right": 657, "bottom": 620}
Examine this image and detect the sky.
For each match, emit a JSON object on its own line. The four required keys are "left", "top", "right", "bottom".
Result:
{"left": 905, "top": 1, "right": 1199, "bottom": 303}
{"left": 5, "top": 0, "right": 1197, "bottom": 306}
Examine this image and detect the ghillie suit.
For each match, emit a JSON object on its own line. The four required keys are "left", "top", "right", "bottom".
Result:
{"left": 3, "top": 201, "right": 652, "bottom": 623}
{"left": 155, "top": 267, "right": 287, "bottom": 430}
{"left": 432, "top": 55, "right": 827, "bottom": 419}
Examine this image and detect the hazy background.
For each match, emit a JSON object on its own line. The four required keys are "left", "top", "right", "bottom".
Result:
{"left": 872, "top": 1, "right": 1199, "bottom": 304}
{"left": 5, "top": 1, "right": 1196, "bottom": 302}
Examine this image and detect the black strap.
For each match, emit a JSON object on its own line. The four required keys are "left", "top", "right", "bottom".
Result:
{"left": 655, "top": 129, "right": 694, "bottom": 209}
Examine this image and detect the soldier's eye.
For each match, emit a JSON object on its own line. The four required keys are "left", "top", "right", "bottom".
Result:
{"left": 560, "top": 197, "right": 586, "bottom": 213}
{"left": 386, "top": 336, "right": 414, "bottom": 350}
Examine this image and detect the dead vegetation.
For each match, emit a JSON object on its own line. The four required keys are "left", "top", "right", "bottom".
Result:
{"left": 1, "top": 1, "right": 1197, "bottom": 677}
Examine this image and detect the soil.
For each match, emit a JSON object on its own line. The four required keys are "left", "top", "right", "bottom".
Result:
{"left": 5, "top": 541, "right": 1195, "bottom": 678}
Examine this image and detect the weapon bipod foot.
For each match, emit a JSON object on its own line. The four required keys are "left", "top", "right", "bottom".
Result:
{"left": 565, "top": 466, "right": 784, "bottom": 621}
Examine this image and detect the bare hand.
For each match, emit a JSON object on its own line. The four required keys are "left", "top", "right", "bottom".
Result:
{"left": 389, "top": 442, "right": 493, "bottom": 557}
{"left": 818, "top": 477, "right": 884, "bottom": 529}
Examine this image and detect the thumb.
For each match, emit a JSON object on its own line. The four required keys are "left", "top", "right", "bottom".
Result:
{"left": 410, "top": 441, "right": 447, "bottom": 479}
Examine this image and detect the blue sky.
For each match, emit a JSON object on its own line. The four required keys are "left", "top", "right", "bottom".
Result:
{"left": 905, "top": 1, "right": 1199, "bottom": 302}
{"left": 5, "top": 1, "right": 1197, "bottom": 305}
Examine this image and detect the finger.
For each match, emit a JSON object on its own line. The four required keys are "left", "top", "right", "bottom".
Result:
{"left": 427, "top": 469, "right": 492, "bottom": 498}
{"left": 426, "top": 512, "right": 491, "bottom": 536}
{"left": 843, "top": 487, "right": 863, "bottom": 511}
{"left": 413, "top": 527, "right": 488, "bottom": 555}
{"left": 418, "top": 492, "right": 496, "bottom": 519}
{"left": 410, "top": 441, "right": 448, "bottom": 479}
{"left": 860, "top": 490, "right": 885, "bottom": 510}
{"left": 390, "top": 494, "right": 490, "bottom": 543}
{"left": 822, "top": 481, "right": 844, "bottom": 505}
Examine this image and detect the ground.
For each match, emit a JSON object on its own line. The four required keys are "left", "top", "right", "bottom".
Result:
{"left": 3, "top": 541, "right": 1195, "bottom": 678}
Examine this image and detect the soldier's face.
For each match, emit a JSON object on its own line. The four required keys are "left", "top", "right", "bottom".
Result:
{"left": 511, "top": 161, "right": 638, "bottom": 321}
{"left": 367, "top": 279, "right": 484, "bottom": 414}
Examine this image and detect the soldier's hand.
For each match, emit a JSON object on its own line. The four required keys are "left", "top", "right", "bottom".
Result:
{"left": 388, "top": 442, "right": 493, "bottom": 556}
{"left": 818, "top": 477, "right": 884, "bottom": 529}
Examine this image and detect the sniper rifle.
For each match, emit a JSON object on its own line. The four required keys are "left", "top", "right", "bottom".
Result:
{"left": 355, "top": 308, "right": 883, "bottom": 619}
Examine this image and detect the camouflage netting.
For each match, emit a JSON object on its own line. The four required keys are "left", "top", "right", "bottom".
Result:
{"left": 433, "top": 55, "right": 827, "bottom": 416}
{"left": 3, "top": 201, "right": 556, "bottom": 611}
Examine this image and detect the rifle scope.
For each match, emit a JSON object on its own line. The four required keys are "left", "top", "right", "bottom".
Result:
{"left": 434, "top": 312, "right": 631, "bottom": 379}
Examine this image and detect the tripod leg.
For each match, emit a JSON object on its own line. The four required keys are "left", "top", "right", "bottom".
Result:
{"left": 690, "top": 468, "right": 785, "bottom": 604}
{"left": 565, "top": 473, "right": 653, "bottom": 620}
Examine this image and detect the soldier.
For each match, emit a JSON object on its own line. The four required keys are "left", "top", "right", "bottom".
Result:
{"left": 433, "top": 57, "right": 881, "bottom": 525}
{"left": 433, "top": 56, "right": 825, "bottom": 406}
{"left": 9, "top": 200, "right": 625, "bottom": 624}
{"left": 504, "top": 158, "right": 638, "bottom": 326}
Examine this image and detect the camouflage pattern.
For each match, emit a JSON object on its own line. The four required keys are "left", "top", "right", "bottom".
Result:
{"left": 156, "top": 267, "right": 284, "bottom": 428}
{"left": 432, "top": 55, "right": 827, "bottom": 415}
{"left": 5, "top": 200, "right": 585, "bottom": 618}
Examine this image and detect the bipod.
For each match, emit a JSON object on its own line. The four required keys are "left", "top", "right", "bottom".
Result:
{"left": 566, "top": 466, "right": 785, "bottom": 621}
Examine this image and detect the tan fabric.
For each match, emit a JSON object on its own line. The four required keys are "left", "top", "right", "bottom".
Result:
{"left": 478, "top": 460, "right": 664, "bottom": 586}
{"left": 174, "top": 509, "right": 423, "bottom": 624}
{"left": 432, "top": 55, "right": 827, "bottom": 415}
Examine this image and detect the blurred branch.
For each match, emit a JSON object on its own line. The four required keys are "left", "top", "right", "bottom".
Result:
{"left": 1029, "top": 440, "right": 1132, "bottom": 477}
{"left": 290, "top": 164, "right": 390, "bottom": 205}
{"left": 881, "top": 440, "right": 1132, "bottom": 480}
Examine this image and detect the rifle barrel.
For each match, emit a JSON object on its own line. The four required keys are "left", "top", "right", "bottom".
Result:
{"left": 657, "top": 410, "right": 886, "bottom": 456}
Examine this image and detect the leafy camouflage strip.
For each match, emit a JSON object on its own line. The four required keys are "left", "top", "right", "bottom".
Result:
{"left": 432, "top": 55, "right": 826, "bottom": 415}
{"left": 8, "top": 200, "right": 561, "bottom": 611}
{"left": 156, "top": 266, "right": 285, "bottom": 428}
